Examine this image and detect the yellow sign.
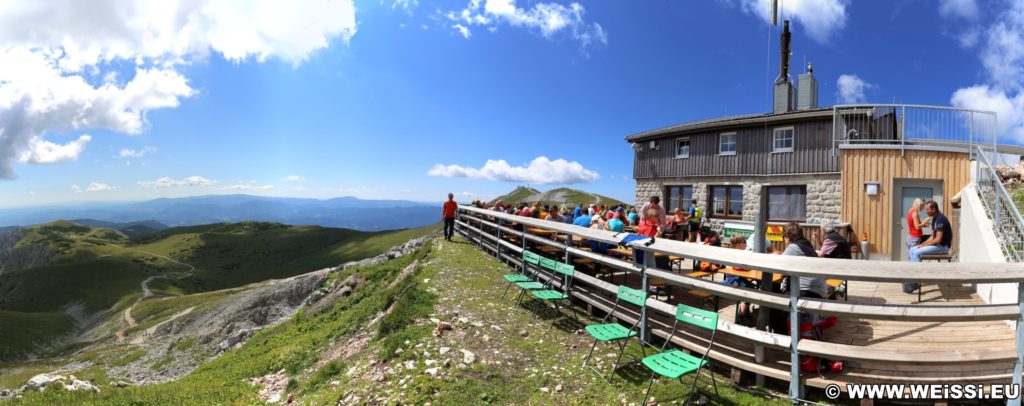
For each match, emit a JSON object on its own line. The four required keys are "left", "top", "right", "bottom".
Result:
{"left": 766, "top": 225, "right": 784, "bottom": 242}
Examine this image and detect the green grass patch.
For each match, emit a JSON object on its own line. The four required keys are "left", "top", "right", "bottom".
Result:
{"left": 0, "top": 310, "right": 74, "bottom": 361}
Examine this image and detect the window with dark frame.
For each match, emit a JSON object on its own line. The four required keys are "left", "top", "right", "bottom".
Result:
{"left": 719, "top": 132, "right": 736, "bottom": 155}
{"left": 709, "top": 185, "right": 743, "bottom": 219}
{"left": 767, "top": 185, "right": 807, "bottom": 221}
{"left": 664, "top": 185, "right": 693, "bottom": 213}
{"left": 773, "top": 127, "right": 794, "bottom": 152}
{"left": 675, "top": 138, "right": 690, "bottom": 158}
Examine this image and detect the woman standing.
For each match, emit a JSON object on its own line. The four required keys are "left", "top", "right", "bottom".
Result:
{"left": 905, "top": 198, "right": 926, "bottom": 260}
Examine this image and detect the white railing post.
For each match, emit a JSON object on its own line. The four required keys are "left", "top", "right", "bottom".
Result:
{"left": 789, "top": 277, "right": 802, "bottom": 401}
{"left": 496, "top": 219, "right": 502, "bottom": 259}
{"left": 641, "top": 248, "right": 652, "bottom": 344}
{"left": 1012, "top": 282, "right": 1024, "bottom": 406}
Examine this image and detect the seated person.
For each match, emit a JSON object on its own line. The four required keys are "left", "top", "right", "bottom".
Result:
{"left": 905, "top": 200, "right": 953, "bottom": 292}
{"left": 607, "top": 212, "right": 626, "bottom": 233}
{"left": 572, "top": 212, "right": 592, "bottom": 228}
{"left": 722, "top": 234, "right": 755, "bottom": 321}
{"left": 693, "top": 229, "right": 723, "bottom": 273}
{"left": 771, "top": 223, "right": 828, "bottom": 334}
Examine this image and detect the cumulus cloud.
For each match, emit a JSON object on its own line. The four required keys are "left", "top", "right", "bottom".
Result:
{"left": 444, "top": 0, "right": 606, "bottom": 50}
{"left": 118, "top": 146, "right": 157, "bottom": 158}
{"left": 17, "top": 135, "right": 92, "bottom": 164}
{"left": 428, "top": 156, "right": 599, "bottom": 184}
{"left": 738, "top": 0, "right": 848, "bottom": 44}
{"left": 85, "top": 182, "right": 115, "bottom": 192}
{"left": 138, "top": 176, "right": 216, "bottom": 188}
{"left": 939, "top": 0, "right": 980, "bottom": 21}
{"left": 0, "top": 1, "right": 357, "bottom": 179}
{"left": 282, "top": 175, "right": 306, "bottom": 182}
{"left": 71, "top": 185, "right": 81, "bottom": 193}
{"left": 950, "top": 1, "right": 1024, "bottom": 142}
{"left": 836, "top": 74, "right": 873, "bottom": 104}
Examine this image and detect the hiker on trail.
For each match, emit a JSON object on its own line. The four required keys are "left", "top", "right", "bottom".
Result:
{"left": 442, "top": 193, "right": 457, "bottom": 241}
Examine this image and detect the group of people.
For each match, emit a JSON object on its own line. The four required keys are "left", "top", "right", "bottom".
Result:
{"left": 464, "top": 198, "right": 643, "bottom": 233}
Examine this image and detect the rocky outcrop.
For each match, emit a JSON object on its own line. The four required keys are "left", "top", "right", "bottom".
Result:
{"left": 0, "top": 373, "right": 100, "bottom": 399}
{"left": 0, "top": 229, "right": 51, "bottom": 276}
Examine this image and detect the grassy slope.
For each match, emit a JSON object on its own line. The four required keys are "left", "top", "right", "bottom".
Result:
{"left": 490, "top": 186, "right": 626, "bottom": 208}
{"left": 0, "top": 221, "right": 439, "bottom": 362}
{"left": 12, "top": 237, "right": 801, "bottom": 405}
{"left": 0, "top": 310, "right": 75, "bottom": 361}
{"left": 489, "top": 186, "right": 541, "bottom": 204}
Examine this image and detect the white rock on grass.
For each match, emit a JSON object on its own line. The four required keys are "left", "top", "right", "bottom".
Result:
{"left": 65, "top": 378, "right": 100, "bottom": 393}
{"left": 26, "top": 374, "right": 63, "bottom": 390}
{"left": 425, "top": 367, "right": 440, "bottom": 376}
{"left": 460, "top": 350, "right": 476, "bottom": 364}
{"left": 439, "top": 347, "right": 451, "bottom": 355}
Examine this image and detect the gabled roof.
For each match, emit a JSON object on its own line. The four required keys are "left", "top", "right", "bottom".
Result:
{"left": 624, "top": 107, "right": 834, "bottom": 142}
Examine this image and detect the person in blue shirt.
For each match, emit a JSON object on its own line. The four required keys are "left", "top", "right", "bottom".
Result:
{"left": 572, "top": 213, "right": 592, "bottom": 227}
{"left": 607, "top": 213, "right": 626, "bottom": 232}
{"left": 572, "top": 204, "right": 583, "bottom": 220}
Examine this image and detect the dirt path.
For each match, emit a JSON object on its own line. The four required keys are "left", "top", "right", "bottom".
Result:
{"left": 115, "top": 249, "right": 196, "bottom": 341}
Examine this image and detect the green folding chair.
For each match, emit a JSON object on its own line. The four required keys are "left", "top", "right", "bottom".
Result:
{"left": 582, "top": 285, "right": 647, "bottom": 380}
{"left": 513, "top": 257, "right": 557, "bottom": 306}
{"left": 530, "top": 261, "right": 579, "bottom": 323}
{"left": 641, "top": 303, "right": 720, "bottom": 406}
{"left": 502, "top": 251, "right": 542, "bottom": 300}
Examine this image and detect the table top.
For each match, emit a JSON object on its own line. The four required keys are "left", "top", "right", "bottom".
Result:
{"left": 526, "top": 227, "right": 558, "bottom": 236}
{"left": 718, "top": 266, "right": 785, "bottom": 283}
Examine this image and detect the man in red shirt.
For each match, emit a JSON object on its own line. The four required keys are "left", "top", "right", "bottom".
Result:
{"left": 442, "top": 193, "right": 457, "bottom": 241}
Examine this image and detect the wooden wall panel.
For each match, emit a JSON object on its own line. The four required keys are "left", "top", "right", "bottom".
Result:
{"left": 840, "top": 149, "right": 970, "bottom": 258}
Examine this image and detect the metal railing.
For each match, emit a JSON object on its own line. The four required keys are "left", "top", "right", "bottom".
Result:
{"left": 976, "top": 146, "right": 1024, "bottom": 262}
{"left": 832, "top": 104, "right": 998, "bottom": 157}
{"left": 453, "top": 205, "right": 1024, "bottom": 404}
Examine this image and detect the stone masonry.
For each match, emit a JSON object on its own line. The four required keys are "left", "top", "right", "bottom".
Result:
{"left": 635, "top": 174, "right": 841, "bottom": 234}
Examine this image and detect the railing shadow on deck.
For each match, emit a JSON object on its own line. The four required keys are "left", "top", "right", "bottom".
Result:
{"left": 454, "top": 204, "right": 1024, "bottom": 403}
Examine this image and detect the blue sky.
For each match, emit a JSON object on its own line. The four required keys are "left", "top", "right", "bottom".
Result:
{"left": 1, "top": 0, "right": 1022, "bottom": 208}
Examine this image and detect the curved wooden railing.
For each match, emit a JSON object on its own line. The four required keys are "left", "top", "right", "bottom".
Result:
{"left": 454, "top": 205, "right": 1024, "bottom": 402}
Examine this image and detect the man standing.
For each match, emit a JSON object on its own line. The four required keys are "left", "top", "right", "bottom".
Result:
{"left": 905, "top": 201, "right": 953, "bottom": 293}
{"left": 442, "top": 193, "right": 457, "bottom": 241}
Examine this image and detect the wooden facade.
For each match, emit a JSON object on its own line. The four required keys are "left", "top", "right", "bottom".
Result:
{"left": 632, "top": 117, "right": 839, "bottom": 179}
{"left": 840, "top": 148, "right": 971, "bottom": 257}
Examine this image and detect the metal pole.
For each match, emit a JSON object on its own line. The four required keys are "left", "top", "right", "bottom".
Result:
{"left": 496, "top": 220, "right": 502, "bottom": 260}
{"left": 1012, "top": 282, "right": 1024, "bottom": 406}
{"left": 789, "top": 276, "right": 802, "bottom": 401}
{"left": 754, "top": 186, "right": 771, "bottom": 387}
{"left": 564, "top": 233, "right": 573, "bottom": 264}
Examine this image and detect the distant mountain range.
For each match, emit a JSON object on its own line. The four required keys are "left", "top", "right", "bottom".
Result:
{"left": 0, "top": 195, "right": 441, "bottom": 231}
{"left": 490, "top": 187, "right": 626, "bottom": 208}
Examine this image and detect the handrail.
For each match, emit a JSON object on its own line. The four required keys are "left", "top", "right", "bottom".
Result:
{"left": 975, "top": 145, "right": 1024, "bottom": 262}
{"left": 459, "top": 205, "right": 1024, "bottom": 283}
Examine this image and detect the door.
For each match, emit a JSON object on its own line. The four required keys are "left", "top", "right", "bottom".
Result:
{"left": 892, "top": 179, "right": 943, "bottom": 261}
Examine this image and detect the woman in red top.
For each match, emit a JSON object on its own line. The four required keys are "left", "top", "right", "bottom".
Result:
{"left": 905, "top": 198, "right": 926, "bottom": 260}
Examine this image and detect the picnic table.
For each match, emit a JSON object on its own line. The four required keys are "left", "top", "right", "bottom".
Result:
{"left": 526, "top": 227, "right": 559, "bottom": 237}
{"left": 553, "top": 234, "right": 585, "bottom": 247}
{"left": 718, "top": 266, "right": 784, "bottom": 285}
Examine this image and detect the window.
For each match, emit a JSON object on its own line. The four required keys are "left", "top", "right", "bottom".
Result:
{"left": 773, "top": 127, "right": 794, "bottom": 152}
{"left": 709, "top": 185, "right": 743, "bottom": 219}
{"left": 675, "top": 138, "right": 690, "bottom": 158}
{"left": 664, "top": 185, "right": 693, "bottom": 213}
{"left": 719, "top": 132, "right": 736, "bottom": 155}
{"left": 767, "top": 186, "right": 807, "bottom": 221}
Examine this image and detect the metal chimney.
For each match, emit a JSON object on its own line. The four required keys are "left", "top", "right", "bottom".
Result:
{"left": 773, "top": 20, "right": 794, "bottom": 114}
{"left": 797, "top": 62, "right": 818, "bottom": 110}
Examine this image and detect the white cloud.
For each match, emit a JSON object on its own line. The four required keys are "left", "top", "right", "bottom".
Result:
{"left": 118, "top": 146, "right": 157, "bottom": 158}
{"left": 393, "top": 0, "right": 418, "bottom": 13}
{"left": 282, "top": 175, "right": 306, "bottom": 182}
{"left": 0, "top": 1, "right": 358, "bottom": 179}
{"left": 71, "top": 185, "right": 81, "bottom": 193}
{"left": 460, "top": 191, "right": 478, "bottom": 197}
{"left": 85, "top": 182, "right": 115, "bottom": 192}
{"left": 950, "top": 1, "right": 1024, "bottom": 143}
{"left": 427, "top": 156, "right": 600, "bottom": 184}
{"left": 453, "top": 24, "right": 472, "bottom": 39}
{"left": 939, "top": 0, "right": 979, "bottom": 21}
{"left": 444, "top": 0, "right": 606, "bottom": 49}
{"left": 836, "top": 74, "right": 873, "bottom": 104}
{"left": 738, "top": 0, "right": 848, "bottom": 44}
{"left": 138, "top": 176, "right": 216, "bottom": 188}
{"left": 17, "top": 134, "right": 92, "bottom": 164}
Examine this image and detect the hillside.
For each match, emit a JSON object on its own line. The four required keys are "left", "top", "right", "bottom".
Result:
{"left": 0, "top": 220, "right": 439, "bottom": 362}
{"left": 2, "top": 236, "right": 795, "bottom": 405}
{"left": 490, "top": 186, "right": 626, "bottom": 208}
